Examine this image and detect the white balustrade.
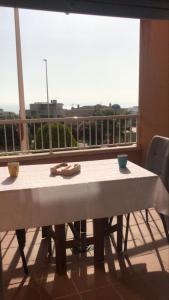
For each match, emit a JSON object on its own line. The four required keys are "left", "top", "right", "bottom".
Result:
{"left": 0, "top": 115, "right": 138, "bottom": 154}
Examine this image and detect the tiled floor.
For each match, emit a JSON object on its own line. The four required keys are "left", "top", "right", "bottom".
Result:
{"left": 1, "top": 209, "right": 169, "bottom": 300}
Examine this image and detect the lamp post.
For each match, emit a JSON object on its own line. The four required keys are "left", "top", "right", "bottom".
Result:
{"left": 43, "top": 59, "right": 52, "bottom": 150}
{"left": 14, "top": 8, "right": 28, "bottom": 151}
{"left": 43, "top": 59, "right": 50, "bottom": 118}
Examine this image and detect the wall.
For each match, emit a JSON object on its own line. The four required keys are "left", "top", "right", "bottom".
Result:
{"left": 0, "top": 147, "right": 141, "bottom": 166}
{"left": 139, "top": 20, "right": 169, "bottom": 164}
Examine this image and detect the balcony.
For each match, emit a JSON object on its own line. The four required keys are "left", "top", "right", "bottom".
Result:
{"left": 0, "top": 114, "right": 140, "bottom": 165}
{"left": 2, "top": 211, "right": 169, "bottom": 300}
{"left": 0, "top": 9, "right": 169, "bottom": 300}
{"left": 0, "top": 113, "right": 169, "bottom": 300}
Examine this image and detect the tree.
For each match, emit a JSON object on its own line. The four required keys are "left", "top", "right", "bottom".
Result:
{"left": 0, "top": 125, "right": 20, "bottom": 152}
{"left": 36, "top": 123, "right": 77, "bottom": 149}
{"left": 76, "top": 108, "right": 131, "bottom": 146}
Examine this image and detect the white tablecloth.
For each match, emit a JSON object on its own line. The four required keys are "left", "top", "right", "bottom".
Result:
{"left": 0, "top": 159, "right": 168, "bottom": 231}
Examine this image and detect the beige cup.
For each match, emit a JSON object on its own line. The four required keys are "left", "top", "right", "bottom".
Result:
{"left": 8, "top": 162, "right": 19, "bottom": 177}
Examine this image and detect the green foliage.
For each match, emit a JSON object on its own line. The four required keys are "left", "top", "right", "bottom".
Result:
{"left": 77, "top": 108, "right": 131, "bottom": 145}
{"left": 91, "top": 109, "right": 130, "bottom": 144}
{"left": 0, "top": 125, "right": 20, "bottom": 151}
{"left": 36, "top": 123, "right": 77, "bottom": 149}
{"left": 93, "top": 108, "right": 129, "bottom": 116}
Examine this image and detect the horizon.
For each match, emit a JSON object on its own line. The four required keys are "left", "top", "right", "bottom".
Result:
{"left": 0, "top": 8, "right": 139, "bottom": 111}
{"left": 0, "top": 101, "right": 138, "bottom": 114}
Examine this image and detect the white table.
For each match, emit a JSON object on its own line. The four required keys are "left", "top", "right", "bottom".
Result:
{"left": 0, "top": 159, "right": 169, "bottom": 299}
{"left": 0, "top": 159, "right": 168, "bottom": 231}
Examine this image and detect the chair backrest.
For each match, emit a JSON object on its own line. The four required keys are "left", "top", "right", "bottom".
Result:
{"left": 145, "top": 135, "right": 169, "bottom": 192}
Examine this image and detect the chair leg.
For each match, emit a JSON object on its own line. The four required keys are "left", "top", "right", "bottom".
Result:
{"left": 0, "top": 241, "right": 4, "bottom": 300}
{"left": 41, "top": 226, "right": 53, "bottom": 256}
{"left": 109, "top": 217, "right": 113, "bottom": 226}
{"left": 47, "top": 227, "right": 52, "bottom": 256}
{"left": 159, "top": 214, "right": 169, "bottom": 243}
{"left": 15, "top": 229, "right": 28, "bottom": 275}
{"left": 145, "top": 209, "right": 149, "bottom": 223}
{"left": 48, "top": 237, "right": 52, "bottom": 256}
{"left": 42, "top": 226, "right": 49, "bottom": 238}
{"left": 80, "top": 220, "right": 88, "bottom": 252}
{"left": 124, "top": 213, "right": 130, "bottom": 252}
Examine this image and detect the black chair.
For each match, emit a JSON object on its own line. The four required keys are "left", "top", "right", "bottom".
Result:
{"left": 15, "top": 229, "right": 28, "bottom": 274}
{"left": 16, "top": 226, "right": 52, "bottom": 275}
{"left": 124, "top": 135, "right": 169, "bottom": 251}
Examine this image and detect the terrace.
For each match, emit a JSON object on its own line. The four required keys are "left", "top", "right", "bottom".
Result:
{"left": 2, "top": 211, "right": 169, "bottom": 300}
{"left": 0, "top": 1, "right": 169, "bottom": 300}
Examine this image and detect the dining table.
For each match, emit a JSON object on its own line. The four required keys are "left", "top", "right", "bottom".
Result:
{"left": 0, "top": 158, "right": 169, "bottom": 299}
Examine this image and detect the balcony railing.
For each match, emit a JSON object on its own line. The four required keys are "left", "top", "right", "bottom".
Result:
{"left": 0, "top": 115, "right": 138, "bottom": 155}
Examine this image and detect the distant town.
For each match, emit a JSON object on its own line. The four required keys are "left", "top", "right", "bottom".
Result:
{"left": 0, "top": 100, "right": 138, "bottom": 119}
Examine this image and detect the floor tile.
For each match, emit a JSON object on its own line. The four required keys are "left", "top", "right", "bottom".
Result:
{"left": 56, "top": 295, "right": 81, "bottom": 300}
{"left": 157, "top": 247, "right": 169, "bottom": 269}
{"left": 128, "top": 251, "right": 166, "bottom": 274}
{"left": 113, "top": 282, "right": 144, "bottom": 300}
{"left": 80, "top": 285, "right": 121, "bottom": 300}
{"left": 70, "top": 265, "right": 111, "bottom": 293}
{"left": 140, "top": 271, "right": 169, "bottom": 300}
{"left": 1, "top": 211, "right": 169, "bottom": 300}
{"left": 5, "top": 278, "right": 52, "bottom": 300}
{"left": 116, "top": 275, "right": 159, "bottom": 300}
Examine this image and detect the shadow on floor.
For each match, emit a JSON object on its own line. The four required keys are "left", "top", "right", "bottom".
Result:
{"left": 2, "top": 210, "right": 169, "bottom": 300}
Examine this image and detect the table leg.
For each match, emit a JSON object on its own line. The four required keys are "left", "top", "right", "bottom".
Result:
{"left": 81, "top": 220, "right": 87, "bottom": 252}
{"left": 93, "top": 218, "right": 106, "bottom": 265}
{"left": 0, "top": 238, "right": 4, "bottom": 300}
{"left": 42, "top": 226, "right": 50, "bottom": 238}
{"left": 117, "top": 215, "right": 123, "bottom": 253}
{"left": 73, "top": 221, "right": 80, "bottom": 254}
{"left": 71, "top": 221, "right": 87, "bottom": 254}
{"left": 54, "top": 224, "right": 66, "bottom": 275}
{"left": 41, "top": 226, "right": 52, "bottom": 256}
{"left": 81, "top": 220, "right": 86, "bottom": 239}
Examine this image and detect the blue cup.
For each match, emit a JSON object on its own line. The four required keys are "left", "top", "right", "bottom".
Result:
{"left": 117, "top": 154, "right": 128, "bottom": 169}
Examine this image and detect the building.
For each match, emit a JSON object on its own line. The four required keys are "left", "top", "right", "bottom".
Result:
{"left": 67, "top": 104, "right": 114, "bottom": 117}
{"left": 69, "top": 105, "right": 96, "bottom": 117}
{"left": 0, "top": 109, "right": 3, "bottom": 118}
{"left": 127, "top": 106, "right": 138, "bottom": 114}
{"left": 0, "top": 108, "right": 17, "bottom": 119}
{"left": 27, "top": 100, "right": 64, "bottom": 118}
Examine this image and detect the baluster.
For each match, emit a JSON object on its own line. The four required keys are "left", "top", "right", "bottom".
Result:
{"left": 83, "top": 120, "right": 85, "bottom": 147}
{"left": 4, "top": 125, "right": 7, "bottom": 152}
{"left": 124, "top": 118, "right": 127, "bottom": 144}
{"left": 70, "top": 122, "right": 73, "bottom": 148}
{"left": 41, "top": 122, "right": 44, "bottom": 149}
{"left": 130, "top": 119, "right": 132, "bottom": 143}
{"left": 64, "top": 122, "right": 67, "bottom": 148}
{"left": 95, "top": 120, "right": 97, "bottom": 145}
{"left": 107, "top": 119, "right": 109, "bottom": 145}
{"left": 33, "top": 123, "right": 37, "bottom": 150}
{"left": 119, "top": 119, "right": 121, "bottom": 144}
{"left": 89, "top": 121, "right": 91, "bottom": 146}
{"left": 113, "top": 119, "right": 115, "bottom": 144}
{"left": 135, "top": 117, "right": 138, "bottom": 144}
{"left": 77, "top": 121, "right": 79, "bottom": 148}
{"left": 101, "top": 120, "right": 103, "bottom": 146}
{"left": 11, "top": 124, "right": 15, "bottom": 152}
{"left": 57, "top": 123, "right": 60, "bottom": 148}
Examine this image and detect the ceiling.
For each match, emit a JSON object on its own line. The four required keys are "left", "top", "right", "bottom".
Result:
{"left": 0, "top": 0, "right": 169, "bottom": 19}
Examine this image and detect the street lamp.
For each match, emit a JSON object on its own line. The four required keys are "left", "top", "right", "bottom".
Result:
{"left": 43, "top": 59, "right": 52, "bottom": 150}
{"left": 14, "top": 8, "right": 28, "bottom": 151}
{"left": 43, "top": 58, "right": 50, "bottom": 118}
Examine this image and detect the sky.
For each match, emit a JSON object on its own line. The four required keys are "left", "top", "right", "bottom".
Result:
{"left": 0, "top": 7, "right": 140, "bottom": 113}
